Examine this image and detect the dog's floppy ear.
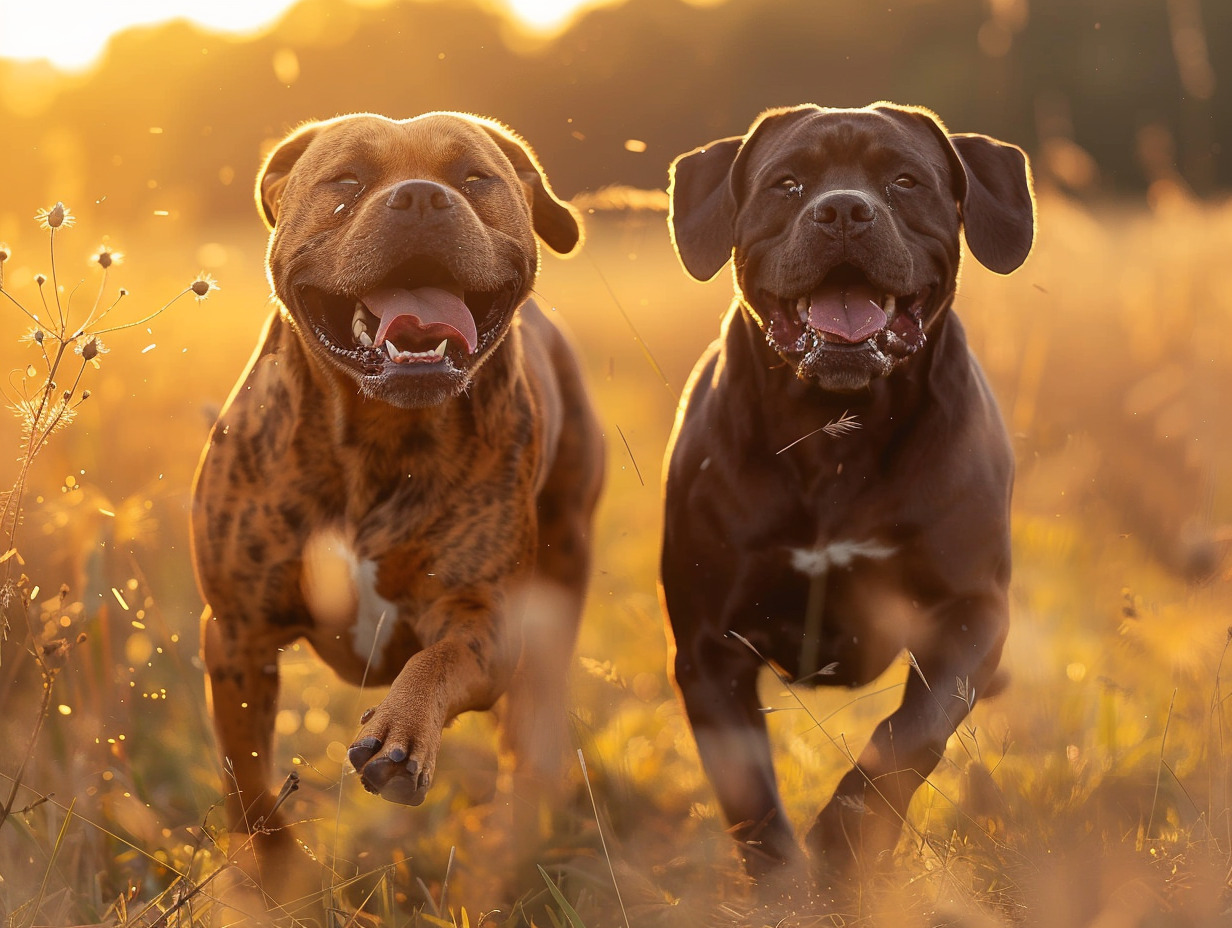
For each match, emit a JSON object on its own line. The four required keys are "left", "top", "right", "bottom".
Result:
{"left": 887, "top": 106, "right": 1035, "bottom": 274}
{"left": 892, "top": 106, "right": 1035, "bottom": 274}
{"left": 257, "top": 122, "right": 323, "bottom": 230}
{"left": 668, "top": 137, "right": 742, "bottom": 281}
{"left": 947, "top": 132, "right": 1035, "bottom": 274}
{"left": 477, "top": 121, "right": 581, "bottom": 256}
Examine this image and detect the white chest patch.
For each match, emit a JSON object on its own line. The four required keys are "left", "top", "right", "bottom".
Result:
{"left": 788, "top": 539, "right": 897, "bottom": 577}
{"left": 301, "top": 528, "right": 398, "bottom": 662}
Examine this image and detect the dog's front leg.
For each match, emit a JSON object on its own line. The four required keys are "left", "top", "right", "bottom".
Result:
{"left": 805, "top": 595, "right": 1008, "bottom": 881}
{"left": 202, "top": 608, "right": 298, "bottom": 856}
{"left": 347, "top": 590, "right": 511, "bottom": 806}
{"left": 675, "top": 633, "right": 801, "bottom": 877}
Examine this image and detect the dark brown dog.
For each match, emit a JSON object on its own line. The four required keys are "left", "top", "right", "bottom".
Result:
{"left": 192, "top": 112, "right": 603, "bottom": 878}
{"left": 660, "top": 103, "right": 1034, "bottom": 884}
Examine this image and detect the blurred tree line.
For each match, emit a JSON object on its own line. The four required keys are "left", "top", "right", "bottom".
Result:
{"left": 0, "top": 0, "right": 1225, "bottom": 231}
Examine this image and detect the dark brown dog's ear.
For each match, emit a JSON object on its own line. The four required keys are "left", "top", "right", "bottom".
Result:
{"left": 883, "top": 106, "right": 1035, "bottom": 274}
{"left": 668, "top": 136, "right": 742, "bottom": 281}
{"left": 257, "top": 123, "right": 322, "bottom": 230}
{"left": 948, "top": 132, "right": 1035, "bottom": 274}
{"left": 477, "top": 122, "right": 581, "bottom": 256}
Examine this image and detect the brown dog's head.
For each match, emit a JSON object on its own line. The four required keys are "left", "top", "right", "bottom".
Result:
{"left": 669, "top": 102, "right": 1035, "bottom": 392}
{"left": 257, "top": 112, "right": 580, "bottom": 407}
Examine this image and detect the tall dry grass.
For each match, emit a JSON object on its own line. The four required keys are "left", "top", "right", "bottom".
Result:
{"left": 0, "top": 190, "right": 1228, "bottom": 926}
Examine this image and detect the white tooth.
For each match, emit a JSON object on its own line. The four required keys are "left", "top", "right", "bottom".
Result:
{"left": 796, "top": 297, "right": 808, "bottom": 323}
{"left": 884, "top": 295, "right": 896, "bottom": 316}
{"left": 358, "top": 331, "right": 373, "bottom": 347}
{"left": 352, "top": 317, "right": 366, "bottom": 339}
{"left": 385, "top": 341, "right": 398, "bottom": 360}
{"left": 434, "top": 339, "right": 448, "bottom": 358}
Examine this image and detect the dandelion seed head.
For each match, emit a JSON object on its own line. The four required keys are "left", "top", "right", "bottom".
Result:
{"left": 190, "top": 272, "right": 219, "bottom": 300}
{"left": 0, "top": 243, "right": 10, "bottom": 262}
{"left": 77, "top": 337, "right": 106, "bottom": 361}
{"left": 35, "top": 274, "right": 47, "bottom": 286}
{"left": 119, "top": 288, "right": 129, "bottom": 297}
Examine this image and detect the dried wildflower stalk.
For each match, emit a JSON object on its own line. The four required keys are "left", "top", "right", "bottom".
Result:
{"left": 0, "top": 202, "right": 215, "bottom": 832}
{"left": 0, "top": 202, "right": 216, "bottom": 655}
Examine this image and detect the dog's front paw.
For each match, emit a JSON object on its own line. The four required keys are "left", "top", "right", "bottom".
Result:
{"left": 347, "top": 707, "right": 438, "bottom": 805}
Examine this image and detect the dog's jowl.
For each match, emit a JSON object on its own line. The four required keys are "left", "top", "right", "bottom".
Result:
{"left": 192, "top": 112, "right": 603, "bottom": 876}
{"left": 660, "top": 103, "right": 1034, "bottom": 883}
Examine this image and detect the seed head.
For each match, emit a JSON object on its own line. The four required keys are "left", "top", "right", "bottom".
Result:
{"left": 33, "top": 330, "right": 44, "bottom": 345}
{"left": 77, "top": 337, "right": 107, "bottom": 360}
{"left": 190, "top": 272, "right": 219, "bottom": 300}
{"left": 0, "top": 243, "right": 9, "bottom": 262}
{"left": 91, "top": 245, "right": 122, "bottom": 269}
{"left": 35, "top": 274, "right": 47, "bottom": 286}
{"left": 35, "top": 202, "right": 74, "bottom": 230}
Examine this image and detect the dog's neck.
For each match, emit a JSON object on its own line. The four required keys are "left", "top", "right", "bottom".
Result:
{"left": 285, "top": 317, "right": 532, "bottom": 490}
{"left": 723, "top": 300, "right": 963, "bottom": 458}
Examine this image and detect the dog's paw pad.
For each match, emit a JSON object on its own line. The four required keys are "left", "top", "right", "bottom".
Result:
{"left": 360, "top": 754, "right": 428, "bottom": 806}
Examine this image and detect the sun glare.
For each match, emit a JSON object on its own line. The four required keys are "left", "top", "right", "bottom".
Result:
{"left": 0, "top": 0, "right": 295, "bottom": 70}
{"left": 0, "top": 0, "right": 614, "bottom": 71}
{"left": 502, "top": 0, "right": 612, "bottom": 31}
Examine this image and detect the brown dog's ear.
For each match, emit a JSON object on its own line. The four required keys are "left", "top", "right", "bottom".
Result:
{"left": 667, "top": 136, "right": 742, "bottom": 281}
{"left": 948, "top": 133, "right": 1035, "bottom": 274}
{"left": 883, "top": 106, "right": 1035, "bottom": 274}
{"left": 477, "top": 121, "right": 581, "bottom": 256}
{"left": 257, "top": 122, "right": 323, "bottom": 230}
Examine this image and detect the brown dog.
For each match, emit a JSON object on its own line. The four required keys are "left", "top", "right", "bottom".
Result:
{"left": 192, "top": 112, "right": 603, "bottom": 879}
{"left": 660, "top": 103, "right": 1034, "bottom": 885}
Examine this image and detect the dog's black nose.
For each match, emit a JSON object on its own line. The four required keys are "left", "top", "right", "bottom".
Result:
{"left": 386, "top": 180, "right": 454, "bottom": 214}
{"left": 811, "top": 190, "right": 875, "bottom": 236}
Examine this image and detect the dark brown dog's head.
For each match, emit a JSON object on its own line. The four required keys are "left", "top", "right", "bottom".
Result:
{"left": 257, "top": 112, "right": 580, "bottom": 407}
{"left": 669, "top": 102, "right": 1035, "bottom": 392}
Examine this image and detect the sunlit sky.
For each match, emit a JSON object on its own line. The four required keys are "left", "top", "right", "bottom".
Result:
{"left": 0, "top": 0, "right": 610, "bottom": 71}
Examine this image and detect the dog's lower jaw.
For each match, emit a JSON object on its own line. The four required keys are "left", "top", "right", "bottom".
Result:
{"left": 358, "top": 364, "right": 471, "bottom": 408}
{"left": 794, "top": 348, "right": 890, "bottom": 392}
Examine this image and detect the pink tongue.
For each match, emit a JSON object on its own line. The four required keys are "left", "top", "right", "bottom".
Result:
{"left": 363, "top": 286, "right": 478, "bottom": 354}
{"left": 808, "top": 280, "right": 887, "bottom": 343}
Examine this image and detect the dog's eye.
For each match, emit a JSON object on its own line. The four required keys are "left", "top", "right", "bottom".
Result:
{"left": 332, "top": 173, "right": 361, "bottom": 186}
{"left": 775, "top": 177, "right": 804, "bottom": 197}
{"left": 463, "top": 171, "right": 491, "bottom": 184}
{"left": 893, "top": 174, "right": 917, "bottom": 189}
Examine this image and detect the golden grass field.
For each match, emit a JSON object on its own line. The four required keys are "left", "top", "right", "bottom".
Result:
{"left": 0, "top": 190, "right": 1230, "bottom": 926}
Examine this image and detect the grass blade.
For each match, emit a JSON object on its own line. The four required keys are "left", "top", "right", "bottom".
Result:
{"left": 537, "top": 865, "right": 586, "bottom": 928}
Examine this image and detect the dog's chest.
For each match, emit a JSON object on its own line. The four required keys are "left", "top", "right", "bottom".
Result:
{"left": 787, "top": 538, "right": 897, "bottom": 577}
{"left": 300, "top": 527, "right": 402, "bottom": 665}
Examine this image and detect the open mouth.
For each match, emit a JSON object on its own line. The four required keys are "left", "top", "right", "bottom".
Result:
{"left": 298, "top": 256, "right": 520, "bottom": 374}
{"left": 756, "top": 264, "right": 931, "bottom": 361}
